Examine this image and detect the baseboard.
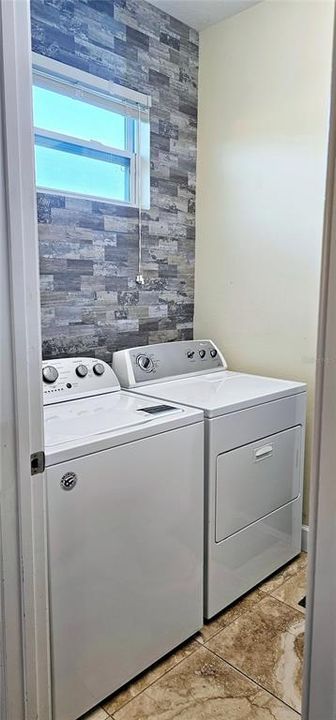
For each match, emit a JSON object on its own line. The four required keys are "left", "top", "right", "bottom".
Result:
{"left": 301, "top": 524, "right": 309, "bottom": 553}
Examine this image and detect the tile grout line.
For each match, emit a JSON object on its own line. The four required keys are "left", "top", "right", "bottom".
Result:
{"left": 206, "top": 648, "right": 301, "bottom": 717}
{"left": 199, "top": 557, "right": 307, "bottom": 647}
{"left": 98, "top": 562, "right": 306, "bottom": 718}
{"left": 102, "top": 584, "right": 305, "bottom": 717}
{"left": 268, "top": 591, "right": 306, "bottom": 618}
{"left": 262, "top": 593, "right": 306, "bottom": 633}
{"left": 260, "top": 559, "right": 307, "bottom": 597}
{"left": 104, "top": 595, "right": 275, "bottom": 718}
{"left": 202, "top": 589, "right": 305, "bottom": 714}
{"left": 196, "top": 593, "right": 267, "bottom": 646}
{"left": 204, "top": 643, "right": 301, "bottom": 717}
{"left": 107, "top": 642, "right": 301, "bottom": 720}
{"left": 102, "top": 642, "right": 200, "bottom": 716}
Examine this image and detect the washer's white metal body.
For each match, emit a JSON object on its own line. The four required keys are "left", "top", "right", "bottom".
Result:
{"left": 113, "top": 340, "right": 307, "bottom": 619}
{"left": 42, "top": 357, "right": 204, "bottom": 720}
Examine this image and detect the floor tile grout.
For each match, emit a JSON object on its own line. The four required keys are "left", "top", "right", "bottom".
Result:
{"left": 107, "top": 641, "right": 302, "bottom": 720}
{"left": 259, "top": 558, "right": 307, "bottom": 596}
{"left": 107, "top": 583, "right": 271, "bottom": 712}
{"left": 198, "top": 569, "right": 304, "bottom": 647}
{"left": 268, "top": 591, "right": 306, "bottom": 617}
{"left": 262, "top": 593, "right": 305, "bottom": 628}
{"left": 107, "top": 584, "right": 303, "bottom": 719}
{"left": 90, "top": 558, "right": 307, "bottom": 719}
{"left": 204, "top": 643, "right": 301, "bottom": 716}
{"left": 103, "top": 641, "right": 200, "bottom": 716}
{"left": 196, "top": 594, "right": 267, "bottom": 645}
{"left": 106, "top": 602, "right": 266, "bottom": 717}
{"left": 104, "top": 707, "right": 115, "bottom": 719}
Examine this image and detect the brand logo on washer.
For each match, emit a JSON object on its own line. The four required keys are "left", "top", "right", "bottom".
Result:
{"left": 61, "top": 471, "right": 77, "bottom": 491}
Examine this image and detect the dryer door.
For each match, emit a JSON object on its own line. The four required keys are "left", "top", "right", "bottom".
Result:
{"left": 216, "top": 426, "right": 302, "bottom": 542}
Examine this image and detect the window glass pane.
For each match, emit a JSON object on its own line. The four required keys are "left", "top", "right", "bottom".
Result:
{"left": 35, "top": 137, "right": 130, "bottom": 202}
{"left": 33, "top": 85, "right": 128, "bottom": 151}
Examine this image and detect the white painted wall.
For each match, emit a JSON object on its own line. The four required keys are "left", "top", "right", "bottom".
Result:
{"left": 195, "top": 0, "right": 334, "bottom": 523}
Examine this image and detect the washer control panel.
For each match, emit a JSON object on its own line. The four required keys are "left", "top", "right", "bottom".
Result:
{"left": 42, "top": 357, "right": 119, "bottom": 405}
{"left": 112, "top": 340, "right": 227, "bottom": 387}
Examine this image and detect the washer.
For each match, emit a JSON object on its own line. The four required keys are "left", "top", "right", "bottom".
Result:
{"left": 113, "top": 340, "right": 307, "bottom": 619}
{"left": 42, "top": 356, "right": 204, "bottom": 720}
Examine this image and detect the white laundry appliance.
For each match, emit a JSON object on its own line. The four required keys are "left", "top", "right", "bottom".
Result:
{"left": 112, "top": 340, "right": 307, "bottom": 620}
{"left": 42, "top": 357, "right": 204, "bottom": 720}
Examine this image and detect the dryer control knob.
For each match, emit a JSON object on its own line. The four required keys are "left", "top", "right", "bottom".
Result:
{"left": 76, "top": 364, "right": 88, "bottom": 378}
{"left": 210, "top": 349, "right": 217, "bottom": 358}
{"left": 199, "top": 349, "right": 206, "bottom": 359}
{"left": 93, "top": 363, "right": 105, "bottom": 376}
{"left": 42, "top": 365, "right": 59, "bottom": 384}
{"left": 187, "top": 350, "right": 195, "bottom": 359}
{"left": 136, "top": 354, "right": 154, "bottom": 372}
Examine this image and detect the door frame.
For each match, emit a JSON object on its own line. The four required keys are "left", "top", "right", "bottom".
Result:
{"left": 303, "top": 10, "right": 336, "bottom": 720}
{"left": 0, "top": 57, "right": 24, "bottom": 720}
{"left": 0, "top": 1, "right": 51, "bottom": 718}
{"left": 1, "top": 1, "right": 336, "bottom": 719}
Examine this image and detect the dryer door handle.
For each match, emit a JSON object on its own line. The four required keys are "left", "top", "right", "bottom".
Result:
{"left": 254, "top": 444, "right": 273, "bottom": 461}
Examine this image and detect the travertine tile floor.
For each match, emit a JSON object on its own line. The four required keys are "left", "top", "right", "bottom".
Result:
{"left": 81, "top": 554, "right": 307, "bottom": 720}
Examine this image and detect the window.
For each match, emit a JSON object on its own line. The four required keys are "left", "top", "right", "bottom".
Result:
{"left": 32, "top": 53, "right": 150, "bottom": 207}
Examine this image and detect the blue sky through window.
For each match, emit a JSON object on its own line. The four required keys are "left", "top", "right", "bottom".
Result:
{"left": 33, "top": 86, "right": 127, "bottom": 148}
{"left": 35, "top": 144, "right": 130, "bottom": 201}
{"left": 33, "top": 85, "right": 132, "bottom": 202}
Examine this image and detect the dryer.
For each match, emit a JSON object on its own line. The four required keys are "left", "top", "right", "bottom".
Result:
{"left": 113, "top": 340, "right": 307, "bottom": 619}
{"left": 42, "top": 357, "right": 204, "bottom": 720}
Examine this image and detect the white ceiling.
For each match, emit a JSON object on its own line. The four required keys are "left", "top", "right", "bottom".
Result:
{"left": 147, "top": 0, "right": 260, "bottom": 31}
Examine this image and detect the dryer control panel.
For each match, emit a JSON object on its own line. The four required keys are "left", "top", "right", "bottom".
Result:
{"left": 112, "top": 340, "right": 227, "bottom": 387}
{"left": 42, "top": 357, "right": 120, "bottom": 405}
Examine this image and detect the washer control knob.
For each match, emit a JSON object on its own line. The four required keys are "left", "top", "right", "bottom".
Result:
{"left": 93, "top": 363, "right": 105, "bottom": 376}
{"left": 187, "top": 350, "right": 195, "bottom": 359}
{"left": 210, "top": 349, "right": 217, "bottom": 358}
{"left": 199, "top": 349, "right": 206, "bottom": 359}
{"left": 76, "top": 364, "right": 88, "bottom": 378}
{"left": 42, "top": 365, "right": 59, "bottom": 384}
{"left": 136, "top": 354, "right": 154, "bottom": 372}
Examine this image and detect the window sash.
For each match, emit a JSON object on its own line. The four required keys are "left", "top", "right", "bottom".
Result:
{"left": 35, "top": 132, "right": 136, "bottom": 205}
{"left": 33, "top": 84, "right": 134, "bottom": 153}
{"left": 32, "top": 51, "right": 151, "bottom": 113}
{"left": 32, "top": 53, "right": 150, "bottom": 208}
{"left": 33, "top": 72, "right": 147, "bottom": 123}
{"left": 35, "top": 127, "right": 134, "bottom": 160}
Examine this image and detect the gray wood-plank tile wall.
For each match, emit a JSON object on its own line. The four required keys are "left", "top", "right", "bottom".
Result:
{"left": 31, "top": 0, "right": 198, "bottom": 362}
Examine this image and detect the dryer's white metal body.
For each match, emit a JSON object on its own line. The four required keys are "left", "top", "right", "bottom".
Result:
{"left": 204, "top": 391, "right": 305, "bottom": 617}
{"left": 43, "top": 357, "right": 204, "bottom": 720}
{"left": 113, "top": 340, "right": 307, "bottom": 619}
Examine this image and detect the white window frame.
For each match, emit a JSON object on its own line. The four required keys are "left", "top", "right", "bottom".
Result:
{"left": 32, "top": 52, "right": 151, "bottom": 208}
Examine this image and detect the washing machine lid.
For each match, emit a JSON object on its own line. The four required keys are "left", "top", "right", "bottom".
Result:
{"left": 44, "top": 390, "right": 202, "bottom": 465}
{"left": 128, "top": 371, "right": 307, "bottom": 418}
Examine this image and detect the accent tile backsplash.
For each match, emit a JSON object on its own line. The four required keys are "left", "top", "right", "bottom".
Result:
{"left": 31, "top": 0, "right": 198, "bottom": 362}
